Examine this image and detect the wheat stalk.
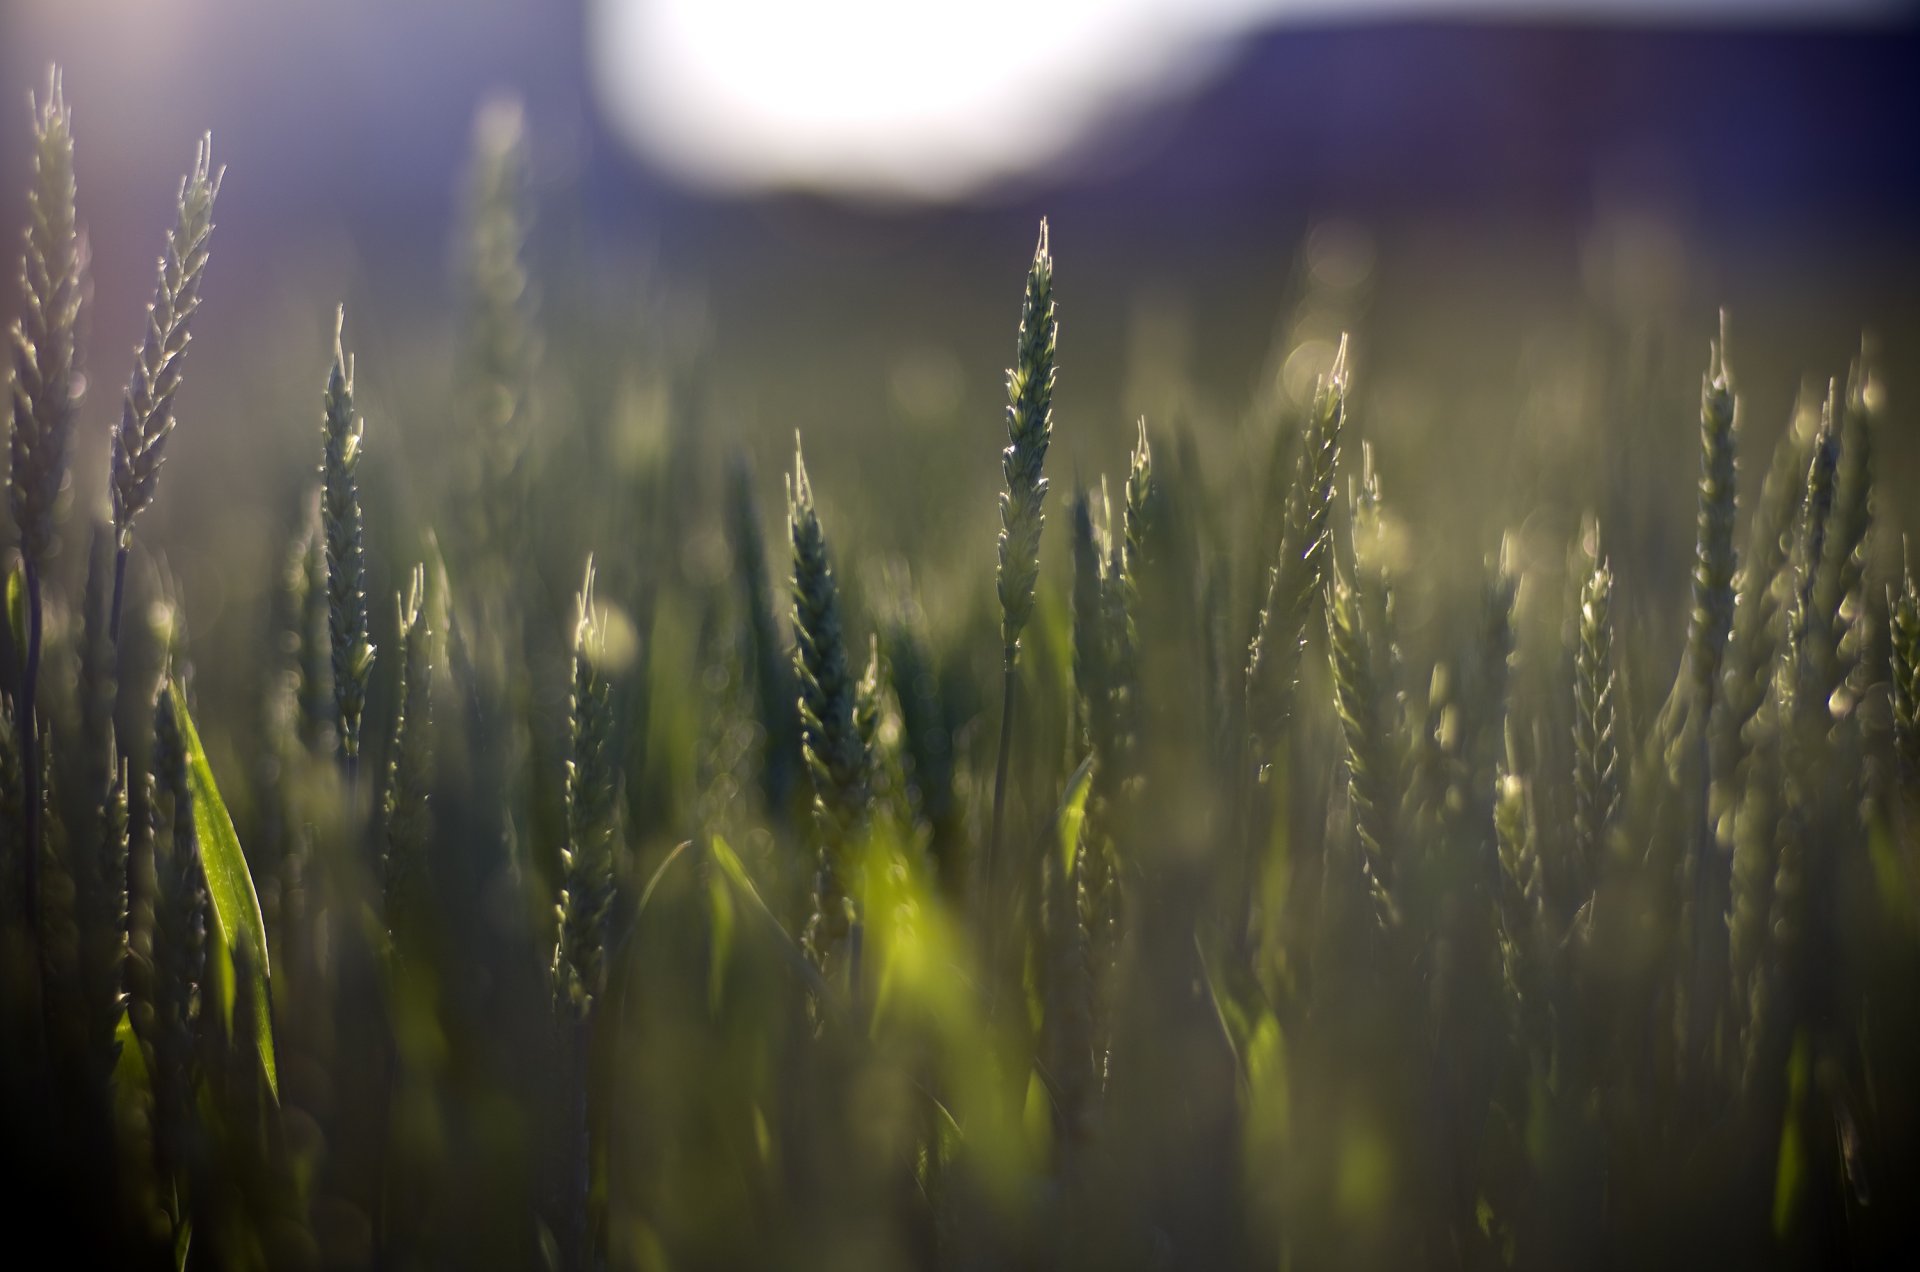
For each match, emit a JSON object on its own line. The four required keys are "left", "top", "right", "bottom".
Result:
{"left": 986, "top": 221, "right": 1057, "bottom": 907}
{"left": 6, "top": 69, "right": 86, "bottom": 928}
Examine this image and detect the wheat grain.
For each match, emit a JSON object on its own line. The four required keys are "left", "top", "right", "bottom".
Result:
{"left": 320, "top": 309, "right": 375, "bottom": 769}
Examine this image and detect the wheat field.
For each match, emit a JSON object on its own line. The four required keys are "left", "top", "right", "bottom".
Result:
{"left": 3, "top": 64, "right": 1920, "bottom": 1271}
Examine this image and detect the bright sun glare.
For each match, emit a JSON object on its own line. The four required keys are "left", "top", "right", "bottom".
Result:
{"left": 586, "top": 0, "right": 1892, "bottom": 201}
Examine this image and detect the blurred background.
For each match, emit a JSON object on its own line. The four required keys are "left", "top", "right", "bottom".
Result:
{"left": 2, "top": 0, "right": 1918, "bottom": 728}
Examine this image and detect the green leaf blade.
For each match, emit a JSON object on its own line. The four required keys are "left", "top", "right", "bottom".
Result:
{"left": 170, "top": 682, "right": 278, "bottom": 1101}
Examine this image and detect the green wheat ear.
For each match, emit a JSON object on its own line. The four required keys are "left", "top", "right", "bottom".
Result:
{"left": 996, "top": 219, "right": 1056, "bottom": 664}
{"left": 8, "top": 67, "right": 85, "bottom": 577}
{"left": 1572, "top": 540, "right": 1621, "bottom": 887}
{"left": 320, "top": 307, "right": 375, "bottom": 768}
{"left": 788, "top": 434, "right": 870, "bottom": 981}
{"left": 727, "top": 451, "right": 801, "bottom": 819}
{"left": 1890, "top": 542, "right": 1920, "bottom": 801}
{"left": 1688, "top": 315, "right": 1739, "bottom": 712}
{"left": 460, "top": 96, "right": 535, "bottom": 574}
{"left": 109, "top": 135, "right": 222, "bottom": 568}
{"left": 138, "top": 682, "right": 208, "bottom": 1221}
{"left": 383, "top": 563, "right": 436, "bottom": 948}
{"left": 1247, "top": 336, "right": 1347, "bottom": 750}
{"left": 7, "top": 67, "right": 87, "bottom": 930}
{"left": 554, "top": 558, "right": 620, "bottom": 1019}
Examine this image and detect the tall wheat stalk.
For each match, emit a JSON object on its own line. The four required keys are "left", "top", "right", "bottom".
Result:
{"left": 6, "top": 70, "right": 84, "bottom": 927}
{"left": 987, "top": 221, "right": 1056, "bottom": 907}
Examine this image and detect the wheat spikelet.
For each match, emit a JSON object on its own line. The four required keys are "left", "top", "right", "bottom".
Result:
{"left": 1326, "top": 557, "right": 1400, "bottom": 932}
{"left": 1040, "top": 821, "right": 1095, "bottom": 1154}
{"left": 1247, "top": 337, "right": 1347, "bottom": 751}
{"left": 320, "top": 309, "right": 375, "bottom": 766}
{"left": 461, "top": 96, "right": 535, "bottom": 574}
{"left": 7, "top": 69, "right": 85, "bottom": 576}
{"left": 788, "top": 436, "right": 869, "bottom": 980}
{"left": 727, "top": 452, "right": 801, "bottom": 819}
{"left": 1684, "top": 317, "right": 1739, "bottom": 721}
{"left": 6, "top": 69, "right": 87, "bottom": 925}
{"left": 884, "top": 600, "right": 963, "bottom": 903}
{"left": 1891, "top": 545, "right": 1920, "bottom": 802}
{"left": 383, "top": 564, "right": 435, "bottom": 948}
{"left": 995, "top": 219, "right": 1056, "bottom": 664}
{"left": 1717, "top": 406, "right": 1815, "bottom": 769}
{"left": 137, "top": 684, "right": 207, "bottom": 1210}
{"left": 553, "top": 559, "right": 620, "bottom": 1020}
{"left": 1571, "top": 548, "right": 1620, "bottom": 889}
{"left": 108, "top": 135, "right": 222, "bottom": 583}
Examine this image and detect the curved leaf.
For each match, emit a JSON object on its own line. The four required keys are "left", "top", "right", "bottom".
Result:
{"left": 170, "top": 683, "right": 278, "bottom": 1101}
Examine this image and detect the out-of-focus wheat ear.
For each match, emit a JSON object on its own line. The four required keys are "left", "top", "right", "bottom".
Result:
{"left": 1, "top": 696, "right": 22, "bottom": 911}
{"left": 1326, "top": 558, "right": 1399, "bottom": 933}
{"left": 8, "top": 69, "right": 85, "bottom": 577}
{"left": 727, "top": 451, "right": 801, "bottom": 821}
{"left": 884, "top": 600, "right": 964, "bottom": 902}
{"left": 1247, "top": 336, "right": 1347, "bottom": 753}
{"left": 1469, "top": 538, "right": 1519, "bottom": 821}
{"left": 8, "top": 69, "right": 87, "bottom": 933}
{"left": 1493, "top": 751, "right": 1544, "bottom": 1018}
{"left": 1108, "top": 434, "right": 1151, "bottom": 791}
{"left": 1040, "top": 825, "right": 1095, "bottom": 1156}
{"left": 1070, "top": 491, "right": 1113, "bottom": 758}
{"left": 1890, "top": 543, "right": 1920, "bottom": 817}
{"left": 290, "top": 488, "right": 336, "bottom": 756}
{"left": 74, "top": 524, "right": 116, "bottom": 820}
{"left": 987, "top": 221, "right": 1056, "bottom": 905}
{"left": 107, "top": 135, "right": 222, "bottom": 641}
{"left": 320, "top": 308, "right": 375, "bottom": 771}
{"left": 787, "top": 435, "right": 870, "bottom": 985}
{"left": 383, "top": 564, "right": 435, "bottom": 951}
{"left": 553, "top": 558, "right": 620, "bottom": 1022}
{"left": 139, "top": 683, "right": 207, "bottom": 1222}
{"left": 1572, "top": 543, "right": 1621, "bottom": 893}
{"left": 1744, "top": 405, "right": 1846, "bottom": 1090}
{"left": 1684, "top": 316, "right": 1740, "bottom": 727}
{"left": 1121, "top": 416, "right": 1154, "bottom": 599}
{"left": 1787, "top": 386, "right": 1844, "bottom": 708}
{"left": 1717, "top": 399, "right": 1816, "bottom": 769}
{"left": 84, "top": 756, "right": 129, "bottom": 1093}
{"left": 854, "top": 631, "right": 911, "bottom": 827}
{"left": 1070, "top": 489, "right": 1125, "bottom": 1003}
{"left": 460, "top": 96, "right": 535, "bottom": 575}
{"left": 1820, "top": 353, "right": 1879, "bottom": 705}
